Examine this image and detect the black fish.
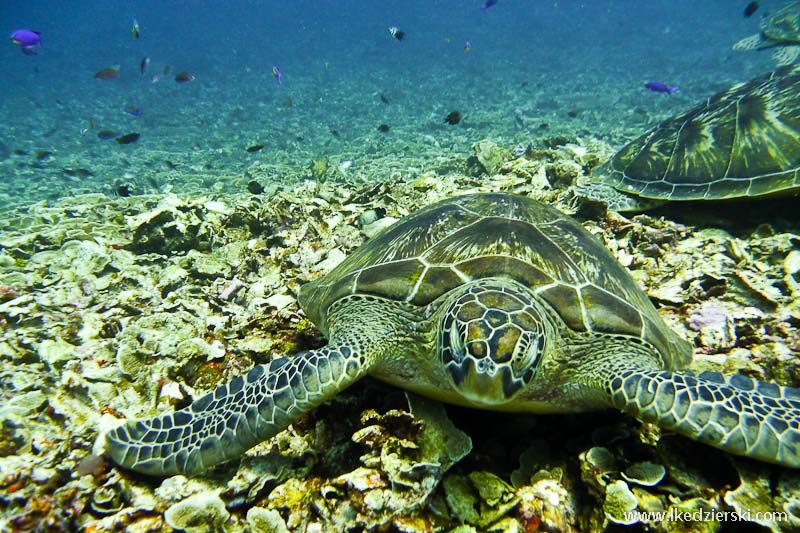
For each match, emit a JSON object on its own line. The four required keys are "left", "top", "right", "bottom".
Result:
{"left": 246, "top": 144, "right": 264, "bottom": 153}
{"left": 444, "top": 111, "right": 462, "bottom": 125}
{"left": 744, "top": 1, "right": 759, "bottom": 17}
{"left": 329, "top": 126, "right": 341, "bottom": 138}
{"left": 174, "top": 72, "right": 195, "bottom": 83}
{"left": 379, "top": 93, "right": 389, "bottom": 104}
{"left": 116, "top": 133, "right": 140, "bottom": 145}
{"left": 247, "top": 180, "right": 264, "bottom": 194}
{"left": 35, "top": 151, "right": 53, "bottom": 161}
{"left": 377, "top": 124, "right": 390, "bottom": 133}
{"left": 388, "top": 27, "right": 405, "bottom": 41}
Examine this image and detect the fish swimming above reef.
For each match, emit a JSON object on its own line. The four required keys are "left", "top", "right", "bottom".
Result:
{"left": 10, "top": 29, "right": 41, "bottom": 55}
{"left": 116, "top": 132, "right": 140, "bottom": 145}
{"left": 97, "top": 130, "right": 122, "bottom": 140}
{"left": 131, "top": 19, "right": 140, "bottom": 40}
{"left": 744, "top": 1, "right": 760, "bottom": 18}
{"left": 644, "top": 81, "right": 678, "bottom": 95}
{"left": 272, "top": 66, "right": 283, "bottom": 85}
{"left": 481, "top": 0, "right": 498, "bottom": 12}
{"left": 140, "top": 57, "right": 150, "bottom": 75}
{"left": 444, "top": 111, "right": 462, "bottom": 124}
{"left": 174, "top": 72, "right": 195, "bottom": 83}
{"left": 123, "top": 106, "right": 143, "bottom": 116}
{"left": 388, "top": 27, "right": 406, "bottom": 41}
{"left": 95, "top": 66, "right": 120, "bottom": 80}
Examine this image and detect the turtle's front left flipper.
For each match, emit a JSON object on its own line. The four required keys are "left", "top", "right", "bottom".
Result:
{"left": 105, "top": 346, "right": 366, "bottom": 476}
{"left": 607, "top": 370, "right": 800, "bottom": 467}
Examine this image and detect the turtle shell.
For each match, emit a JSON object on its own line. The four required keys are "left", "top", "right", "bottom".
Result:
{"left": 762, "top": 2, "right": 800, "bottom": 43}
{"left": 299, "top": 193, "right": 691, "bottom": 370}
{"left": 594, "top": 66, "right": 800, "bottom": 201}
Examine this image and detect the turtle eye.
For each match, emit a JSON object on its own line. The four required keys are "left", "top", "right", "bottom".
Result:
{"left": 514, "top": 331, "right": 543, "bottom": 374}
{"left": 449, "top": 321, "right": 466, "bottom": 364}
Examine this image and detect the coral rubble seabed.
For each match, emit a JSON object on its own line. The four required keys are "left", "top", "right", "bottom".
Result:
{"left": 1, "top": 138, "right": 799, "bottom": 532}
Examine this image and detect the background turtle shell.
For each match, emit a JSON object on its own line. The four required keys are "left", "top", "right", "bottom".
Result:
{"left": 594, "top": 66, "right": 800, "bottom": 201}
{"left": 299, "top": 193, "right": 691, "bottom": 369}
{"left": 762, "top": 2, "right": 800, "bottom": 43}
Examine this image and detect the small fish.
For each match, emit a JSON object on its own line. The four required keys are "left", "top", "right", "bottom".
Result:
{"left": 140, "top": 57, "right": 150, "bottom": 75}
{"left": 377, "top": 124, "right": 390, "bottom": 133}
{"left": 116, "top": 184, "right": 131, "bottom": 197}
{"left": 116, "top": 132, "right": 140, "bottom": 145}
{"left": 388, "top": 27, "right": 405, "bottom": 41}
{"left": 80, "top": 118, "right": 96, "bottom": 136}
{"left": 272, "top": 66, "right": 283, "bottom": 85}
{"left": 744, "top": 1, "right": 759, "bottom": 18}
{"left": 95, "top": 66, "right": 120, "bottom": 80}
{"left": 131, "top": 19, "right": 140, "bottom": 40}
{"left": 444, "top": 111, "right": 462, "bottom": 125}
{"left": 35, "top": 151, "right": 53, "bottom": 161}
{"left": 247, "top": 180, "right": 264, "bottom": 195}
{"left": 123, "top": 106, "right": 143, "bottom": 116}
{"left": 379, "top": 93, "right": 389, "bottom": 104}
{"left": 97, "top": 130, "right": 122, "bottom": 140}
{"left": 512, "top": 143, "right": 531, "bottom": 158}
{"left": 10, "top": 29, "right": 41, "bottom": 55}
{"left": 481, "top": 0, "right": 498, "bottom": 12}
{"left": 63, "top": 167, "right": 93, "bottom": 178}
{"left": 329, "top": 126, "right": 341, "bottom": 138}
{"left": 464, "top": 40, "right": 471, "bottom": 53}
{"left": 150, "top": 72, "right": 163, "bottom": 83}
{"left": 174, "top": 72, "right": 195, "bottom": 83}
{"left": 644, "top": 81, "right": 678, "bottom": 95}
{"left": 283, "top": 97, "right": 293, "bottom": 108}
{"left": 246, "top": 144, "right": 264, "bottom": 153}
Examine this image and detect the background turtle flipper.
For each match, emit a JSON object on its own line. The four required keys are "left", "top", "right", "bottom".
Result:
{"left": 607, "top": 370, "right": 800, "bottom": 467}
{"left": 732, "top": 33, "right": 765, "bottom": 51}
{"left": 773, "top": 45, "right": 800, "bottom": 66}
{"left": 573, "top": 182, "right": 663, "bottom": 212}
{"left": 105, "top": 346, "right": 366, "bottom": 476}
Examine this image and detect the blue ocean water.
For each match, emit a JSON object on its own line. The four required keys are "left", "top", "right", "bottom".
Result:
{"left": 0, "top": 1, "right": 778, "bottom": 207}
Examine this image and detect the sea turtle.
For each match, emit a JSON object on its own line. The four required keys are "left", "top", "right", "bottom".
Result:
{"left": 578, "top": 66, "right": 800, "bottom": 212}
{"left": 105, "top": 193, "right": 800, "bottom": 476}
{"left": 733, "top": 2, "right": 800, "bottom": 66}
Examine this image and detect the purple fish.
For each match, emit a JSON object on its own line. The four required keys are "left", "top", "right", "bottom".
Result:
{"left": 272, "top": 66, "right": 282, "bottom": 85}
{"left": 481, "top": 0, "right": 498, "bottom": 12}
{"left": 123, "top": 106, "right": 143, "bottom": 116}
{"left": 645, "top": 81, "right": 678, "bottom": 95}
{"left": 10, "top": 29, "right": 41, "bottom": 55}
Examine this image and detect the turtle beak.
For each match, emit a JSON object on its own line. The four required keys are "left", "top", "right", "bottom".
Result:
{"left": 456, "top": 360, "right": 518, "bottom": 406}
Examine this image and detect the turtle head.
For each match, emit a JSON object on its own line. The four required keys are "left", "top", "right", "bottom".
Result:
{"left": 438, "top": 281, "right": 549, "bottom": 405}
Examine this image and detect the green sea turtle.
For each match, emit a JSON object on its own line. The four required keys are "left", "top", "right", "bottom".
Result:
{"left": 733, "top": 2, "right": 800, "bottom": 66}
{"left": 105, "top": 193, "right": 800, "bottom": 476}
{"left": 578, "top": 66, "right": 800, "bottom": 212}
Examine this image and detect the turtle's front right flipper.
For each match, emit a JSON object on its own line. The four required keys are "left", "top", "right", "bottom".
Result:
{"left": 607, "top": 370, "right": 800, "bottom": 467}
{"left": 105, "top": 346, "right": 365, "bottom": 476}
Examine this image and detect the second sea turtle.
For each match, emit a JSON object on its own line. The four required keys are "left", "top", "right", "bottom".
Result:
{"left": 579, "top": 66, "right": 800, "bottom": 211}
{"left": 733, "top": 1, "right": 800, "bottom": 65}
{"left": 105, "top": 193, "right": 800, "bottom": 476}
